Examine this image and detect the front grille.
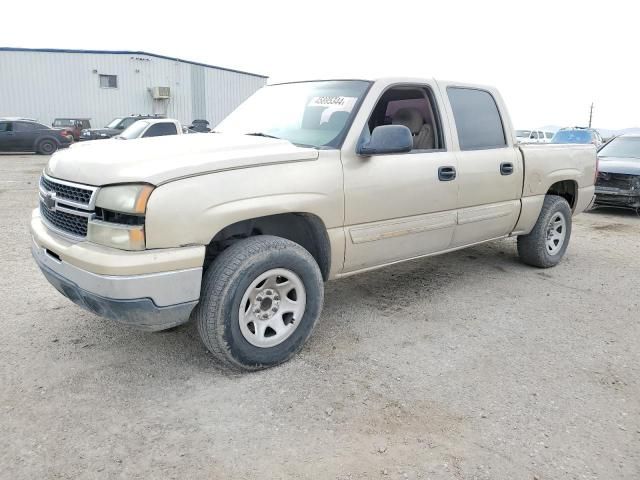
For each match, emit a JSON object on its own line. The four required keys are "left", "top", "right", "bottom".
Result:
{"left": 40, "top": 176, "right": 94, "bottom": 205}
{"left": 596, "top": 172, "right": 634, "bottom": 191}
{"left": 39, "top": 174, "right": 96, "bottom": 238}
{"left": 40, "top": 202, "right": 89, "bottom": 237}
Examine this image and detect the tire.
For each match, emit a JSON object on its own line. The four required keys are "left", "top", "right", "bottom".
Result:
{"left": 517, "top": 195, "right": 572, "bottom": 268}
{"left": 37, "top": 139, "right": 58, "bottom": 155}
{"left": 194, "top": 235, "right": 324, "bottom": 371}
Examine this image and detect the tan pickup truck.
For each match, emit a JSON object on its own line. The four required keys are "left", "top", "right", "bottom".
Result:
{"left": 31, "top": 78, "right": 596, "bottom": 370}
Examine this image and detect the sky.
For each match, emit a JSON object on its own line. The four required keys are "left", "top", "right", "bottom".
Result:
{"left": 1, "top": 0, "right": 638, "bottom": 129}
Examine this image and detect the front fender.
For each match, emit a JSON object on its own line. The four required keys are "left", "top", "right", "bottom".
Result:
{"left": 144, "top": 152, "right": 344, "bottom": 249}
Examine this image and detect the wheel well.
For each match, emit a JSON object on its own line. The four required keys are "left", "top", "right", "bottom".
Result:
{"left": 204, "top": 213, "right": 331, "bottom": 280}
{"left": 547, "top": 180, "right": 577, "bottom": 209}
{"left": 36, "top": 137, "right": 59, "bottom": 148}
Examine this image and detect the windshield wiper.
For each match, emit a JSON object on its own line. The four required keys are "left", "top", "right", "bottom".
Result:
{"left": 245, "top": 132, "right": 281, "bottom": 140}
{"left": 242, "top": 131, "right": 316, "bottom": 149}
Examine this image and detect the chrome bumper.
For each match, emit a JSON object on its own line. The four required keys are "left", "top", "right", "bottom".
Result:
{"left": 31, "top": 239, "right": 202, "bottom": 331}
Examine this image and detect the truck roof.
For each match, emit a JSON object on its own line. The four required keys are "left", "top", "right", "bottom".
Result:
{"left": 269, "top": 76, "right": 497, "bottom": 92}
{"left": 136, "top": 118, "right": 180, "bottom": 125}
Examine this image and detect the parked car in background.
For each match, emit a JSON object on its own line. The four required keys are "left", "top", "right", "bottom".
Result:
{"left": 188, "top": 119, "right": 211, "bottom": 132}
{"left": 594, "top": 134, "right": 640, "bottom": 209}
{"left": 80, "top": 115, "right": 164, "bottom": 140}
{"left": 52, "top": 118, "right": 91, "bottom": 141}
{"left": 516, "top": 129, "right": 554, "bottom": 144}
{"left": 31, "top": 77, "right": 596, "bottom": 370}
{"left": 0, "top": 118, "right": 72, "bottom": 154}
{"left": 551, "top": 127, "right": 603, "bottom": 147}
{"left": 115, "top": 119, "right": 184, "bottom": 140}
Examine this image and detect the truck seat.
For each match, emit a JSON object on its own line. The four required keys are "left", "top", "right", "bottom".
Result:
{"left": 391, "top": 108, "right": 435, "bottom": 150}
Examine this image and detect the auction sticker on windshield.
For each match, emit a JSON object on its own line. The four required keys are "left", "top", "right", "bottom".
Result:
{"left": 309, "top": 96, "right": 356, "bottom": 109}
{"left": 309, "top": 96, "right": 358, "bottom": 124}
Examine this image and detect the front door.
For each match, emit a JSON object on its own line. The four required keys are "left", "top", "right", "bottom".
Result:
{"left": 341, "top": 83, "right": 459, "bottom": 272}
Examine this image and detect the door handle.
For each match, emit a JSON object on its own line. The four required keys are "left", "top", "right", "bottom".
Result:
{"left": 500, "top": 162, "right": 514, "bottom": 175}
{"left": 438, "top": 166, "right": 457, "bottom": 181}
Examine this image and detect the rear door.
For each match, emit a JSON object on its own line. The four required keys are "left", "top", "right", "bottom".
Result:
{"left": 439, "top": 84, "right": 523, "bottom": 247}
{"left": 0, "top": 121, "right": 17, "bottom": 151}
{"left": 13, "top": 122, "right": 43, "bottom": 151}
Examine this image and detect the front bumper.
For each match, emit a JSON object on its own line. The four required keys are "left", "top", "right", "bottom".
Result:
{"left": 594, "top": 188, "right": 640, "bottom": 208}
{"left": 31, "top": 212, "right": 204, "bottom": 331}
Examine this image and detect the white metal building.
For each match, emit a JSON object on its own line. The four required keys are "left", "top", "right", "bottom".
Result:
{"left": 0, "top": 47, "right": 267, "bottom": 128}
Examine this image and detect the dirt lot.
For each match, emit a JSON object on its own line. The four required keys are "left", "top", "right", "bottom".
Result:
{"left": 1, "top": 153, "right": 639, "bottom": 479}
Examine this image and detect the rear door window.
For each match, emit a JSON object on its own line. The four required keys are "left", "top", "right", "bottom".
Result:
{"left": 0, "top": 122, "right": 11, "bottom": 132}
{"left": 14, "top": 122, "right": 42, "bottom": 132}
{"left": 447, "top": 87, "right": 507, "bottom": 150}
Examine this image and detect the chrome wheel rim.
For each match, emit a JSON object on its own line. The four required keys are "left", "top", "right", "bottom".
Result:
{"left": 545, "top": 212, "right": 567, "bottom": 255}
{"left": 238, "top": 268, "right": 306, "bottom": 348}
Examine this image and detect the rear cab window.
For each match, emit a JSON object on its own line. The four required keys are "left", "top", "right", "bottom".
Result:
{"left": 446, "top": 87, "right": 506, "bottom": 150}
{"left": 53, "top": 119, "right": 74, "bottom": 128}
{"left": 144, "top": 122, "right": 178, "bottom": 137}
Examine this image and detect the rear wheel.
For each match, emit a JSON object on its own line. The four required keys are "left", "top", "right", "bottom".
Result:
{"left": 194, "top": 235, "right": 324, "bottom": 371}
{"left": 517, "top": 195, "right": 572, "bottom": 268}
{"left": 37, "top": 139, "right": 58, "bottom": 155}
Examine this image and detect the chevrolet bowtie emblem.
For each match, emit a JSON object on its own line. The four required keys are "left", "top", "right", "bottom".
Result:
{"left": 42, "top": 191, "right": 56, "bottom": 211}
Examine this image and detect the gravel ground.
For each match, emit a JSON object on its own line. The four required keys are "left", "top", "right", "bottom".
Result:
{"left": 1, "top": 153, "right": 639, "bottom": 480}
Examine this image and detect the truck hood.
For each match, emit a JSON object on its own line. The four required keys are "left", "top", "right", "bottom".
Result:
{"left": 597, "top": 156, "right": 640, "bottom": 175}
{"left": 45, "top": 133, "right": 319, "bottom": 186}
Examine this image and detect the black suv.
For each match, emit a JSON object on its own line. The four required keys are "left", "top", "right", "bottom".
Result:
{"left": 0, "top": 118, "right": 72, "bottom": 154}
{"left": 188, "top": 119, "right": 211, "bottom": 133}
{"left": 80, "top": 115, "right": 165, "bottom": 140}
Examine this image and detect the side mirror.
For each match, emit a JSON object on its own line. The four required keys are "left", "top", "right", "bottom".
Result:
{"left": 358, "top": 125, "right": 413, "bottom": 156}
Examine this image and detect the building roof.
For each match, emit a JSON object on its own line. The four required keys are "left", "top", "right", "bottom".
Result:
{"left": 0, "top": 47, "right": 267, "bottom": 79}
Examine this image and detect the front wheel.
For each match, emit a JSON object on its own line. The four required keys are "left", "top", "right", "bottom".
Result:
{"left": 194, "top": 235, "right": 324, "bottom": 371}
{"left": 517, "top": 195, "right": 572, "bottom": 268}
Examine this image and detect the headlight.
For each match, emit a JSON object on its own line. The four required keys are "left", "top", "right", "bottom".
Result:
{"left": 87, "top": 184, "right": 154, "bottom": 250}
{"left": 96, "top": 184, "right": 153, "bottom": 214}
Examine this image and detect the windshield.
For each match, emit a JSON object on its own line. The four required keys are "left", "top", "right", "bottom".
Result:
{"left": 118, "top": 121, "right": 150, "bottom": 139}
{"left": 53, "top": 119, "right": 75, "bottom": 127}
{"left": 106, "top": 117, "right": 124, "bottom": 129}
{"left": 215, "top": 80, "right": 371, "bottom": 148}
{"left": 516, "top": 130, "right": 531, "bottom": 137}
{"left": 551, "top": 130, "right": 593, "bottom": 144}
{"left": 598, "top": 136, "right": 640, "bottom": 159}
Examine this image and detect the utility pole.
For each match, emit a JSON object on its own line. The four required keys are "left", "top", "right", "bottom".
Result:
{"left": 588, "top": 102, "right": 594, "bottom": 128}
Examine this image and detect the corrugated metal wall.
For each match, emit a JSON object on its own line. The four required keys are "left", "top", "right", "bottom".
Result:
{"left": 190, "top": 64, "right": 207, "bottom": 121}
{"left": 0, "top": 50, "right": 266, "bottom": 128}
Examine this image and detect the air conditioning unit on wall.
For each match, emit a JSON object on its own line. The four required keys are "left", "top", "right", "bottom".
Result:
{"left": 151, "top": 86, "right": 171, "bottom": 99}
